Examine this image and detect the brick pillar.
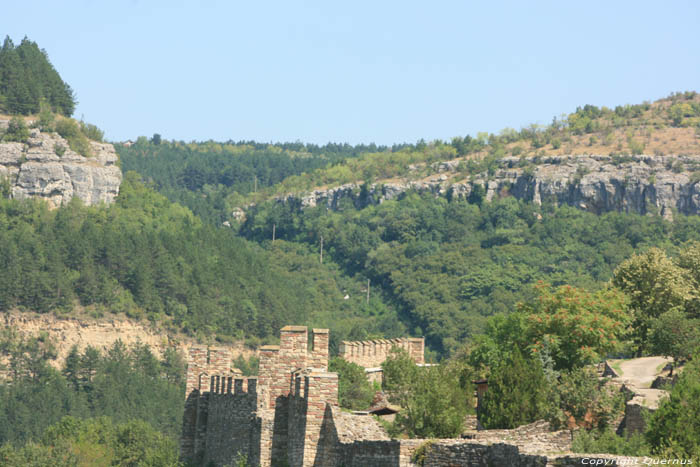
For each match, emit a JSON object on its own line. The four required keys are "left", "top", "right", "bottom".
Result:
{"left": 301, "top": 373, "right": 338, "bottom": 467}
{"left": 409, "top": 337, "right": 425, "bottom": 364}
{"left": 258, "top": 345, "right": 280, "bottom": 409}
{"left": 280, "top": 325, "right": 308, "bottom": 361}
{"left": 208, "top": 347, "right": 232, "bottom": 375}
{"left": 311, "top": 328, "right": 329, "bottom": 371}
{"left": 185, "top": 345, "right": 208, "bottom": 399}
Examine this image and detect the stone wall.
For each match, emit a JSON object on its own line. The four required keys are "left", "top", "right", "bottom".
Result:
{"left": 181, "top": 326, "right": 645, "bottom": 466}
{"left": 339, "top": 337, "right": 424, "bottom": 368}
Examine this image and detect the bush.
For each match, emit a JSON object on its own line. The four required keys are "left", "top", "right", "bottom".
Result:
{"left": 80, "top": 121, "right": 104, "bottom": 142}
{"left": 55, "top": 118, "right": 92, "bottom": 156}
{"left": 382, "top": 348, "right": 471, "bottom": 438}
{"left": 646, "top": 357, "right": 700, "bottom": 459}
{"left": 329, "top": 357, "right": 375, "bottom": 410}
{"left": 2, "top": 116, "right": 29, "bottom": 143}
{"left": 572, "top": 428, "right": 650, "bottom": 456}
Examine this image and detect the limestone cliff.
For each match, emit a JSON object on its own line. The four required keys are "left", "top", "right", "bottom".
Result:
{"left": 1, "top": 311, "right": 253, "bottom": 368}
{"left": 0, "top": 126, "right": 122, "bottom": 207}
{"left": 275, "top": 154, "right": 700, "bottom": 219}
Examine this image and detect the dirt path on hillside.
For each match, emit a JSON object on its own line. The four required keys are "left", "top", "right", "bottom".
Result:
{"left": 617, "top": 356, "right": 671, "bottom": 389}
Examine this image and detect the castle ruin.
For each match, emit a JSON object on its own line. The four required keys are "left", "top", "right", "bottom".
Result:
{"left": 180, "top": 326, "right": 642, "bottom": 467}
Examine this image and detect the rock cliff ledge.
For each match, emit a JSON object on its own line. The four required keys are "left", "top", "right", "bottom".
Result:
{"left": 0, "top": 127, "right": 122, "bottom": 207}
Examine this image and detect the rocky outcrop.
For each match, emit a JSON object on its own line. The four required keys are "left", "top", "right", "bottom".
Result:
{"left": 0, "top": 127, "right": 122, "bottom": 207}
{"left": 274, "top": 154, "right": 700, "bottom": 219}
{"left": 1, "top": 311, "right": 254, "bottom": 368}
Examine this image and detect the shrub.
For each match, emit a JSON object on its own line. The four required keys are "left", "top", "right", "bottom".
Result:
{"left": 572, "top": 428, "right": 650, "bottom": 456}
{"left": 382, "top": 348, "right": 471, "bottom": 438}
{"left": 646, "top": 357, "right": 700, "bottom": 460}
{"left": 55, "top": 118, "right": 92, "bottom": 156}
{"left": 329, "top": 357, "right": 375, "bottom": 410}
{"left": 80, "top": 121, "right": 104, "bottom": 142}
{"left": 2, "top": 116, "right": 29, "bottom": 143}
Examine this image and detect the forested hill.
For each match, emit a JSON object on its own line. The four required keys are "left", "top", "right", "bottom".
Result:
{"left": 118, "top": 139, "right": 399, "bottom": 224}
{"left": 112, "top": 92, "right": 700, "bottom": 355}
{"left": 0, "top": 36, "right": 76, "bottom": 116}
{"left": 0, "top": 173, "right": 401, "bottom": 350}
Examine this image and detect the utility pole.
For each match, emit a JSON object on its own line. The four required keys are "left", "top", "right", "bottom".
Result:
{"left": 366, "top": 279, "right": 370, "bottom": 304}
{"left": 320, "top": 236, "right": 323, "bottom": 264}
{"left": 254, "top": 175, "right": 257, "bottom": 193}
{"left": 272, "top": 224, "right": 276, "bottom": 243}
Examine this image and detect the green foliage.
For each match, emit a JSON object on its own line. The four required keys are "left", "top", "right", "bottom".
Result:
{"left": 479, "top": 348, "right": 550, "bottom": 429}
{"left": 54, "top": 143, "right": 66, "bottom": 157}
{"left": 240, "top": 191, "right": 700, "bottom": 355}
{"left": 0, "top": 174, "right": 396, "bottom": 345}
{"left": 571, "top": 428, "right": 651, "bottom": 456}
{"left": 0, "top": 36, "right": 76, "bottom": 116}
{"left": 649, "top": 309, "right": 700, "bottom": 371}
{"left": 117, "top": 140, "right": 377, "bottom": 224}
{"left": 549, "top": 367, "right": 626, "bottom": 430}
{"left": 646, "top": 357, "right": 700, "bottom": 460}
{"left": 411, "top": 440, "right": 435, "bottom": 466}
{"left": 79, "top": 121, "right": 104, "bottom": 142}
{"left": 383, "top": 349, "right": 470, "bottom": 438}
{"left": 2, "top": 116, "right": 30, "bottom": 142}
{"left": 36, "top": 99, "right": 55, "bottom": 132}
{"left": 613, "top": 248, "right": 697, "bottom": 353}
{"left": 329, "top": 357, "right": 375, "bottom": 410}
{"left": 521, "top": 283, "right": 631, "bottom": 370}
{"left": 233, "top": 355, "right": 259, "bottom": 376}
{"left": 0, "top": 333, "right": 185, "bottom": 446}
{"left": 55, "top": 117, "right": 93, "bottom": 156}
{"left": 20, "top": 416, "right": 181, "bottom": 467}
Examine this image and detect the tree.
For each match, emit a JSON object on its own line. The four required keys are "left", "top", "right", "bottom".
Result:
{"left": 383, "top": 349, "right": 470, "bottom": 438}
{"left": 649, "top": 309, "right": 700, "bottom": 374}
{"left": 613, "top": 248, "right": 696, "bottom": 353}
{"left": 521, "top": 283, "right": 631, "bottom": 370}
{"left": 151, "top": 133, "right": 161, "bottom": 145}
{"left": 329, "top": 357, "right": 374, "bottom": 410}
{"left": 479, "top": 348, "right": 551, "bottom": 429}
{"left": 646, "top": 357, "right": 700, "bottom": 460}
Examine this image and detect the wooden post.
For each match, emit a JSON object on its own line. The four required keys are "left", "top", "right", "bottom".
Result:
{"left": 272, "top": 224, "right": 276, "bottom": 243}
{"left": 366, "top": 279, "right": 370, "bottom": 304}
{"left": 320, "top": 235, "right": 324, "bottom": 264}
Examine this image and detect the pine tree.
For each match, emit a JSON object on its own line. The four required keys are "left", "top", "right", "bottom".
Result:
{"left": 480, "top": 348, "right": 551, "bottom": 429}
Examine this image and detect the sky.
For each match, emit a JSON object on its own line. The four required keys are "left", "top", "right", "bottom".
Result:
{"left": 2, "top": 1, "right": 700, "bottom": 144}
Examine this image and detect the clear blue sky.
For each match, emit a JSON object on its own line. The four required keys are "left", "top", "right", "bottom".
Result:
{"left": 3, "top": 1, "right": 699, "bottom": 144}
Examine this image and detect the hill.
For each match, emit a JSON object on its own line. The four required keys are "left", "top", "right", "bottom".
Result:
{"left": 0, "top": 36, "right": 76, "bottom": 116}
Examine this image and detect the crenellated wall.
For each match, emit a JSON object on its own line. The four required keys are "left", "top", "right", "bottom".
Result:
{"left": 181, "top": 327, "right": 624, "bottom": 466}
{"left": 339, "top": 337, "right": 424, "bottom": 368}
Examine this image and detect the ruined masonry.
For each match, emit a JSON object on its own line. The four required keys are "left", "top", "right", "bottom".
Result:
{"left": 338, "top": 337, "right": 424, "bottom": 368}
{"left": 180, "top": 326, "right": 643, "bottom": 466}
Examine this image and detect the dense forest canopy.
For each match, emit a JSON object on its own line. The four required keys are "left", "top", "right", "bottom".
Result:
{"left": 0, "top": 173, "right": 400, "bottom": 349}
{"left": 2, "top": 36, "right": 699, "bottom": 461}
{"left": 0, "top": 36, "right": 76, "bottom": 116}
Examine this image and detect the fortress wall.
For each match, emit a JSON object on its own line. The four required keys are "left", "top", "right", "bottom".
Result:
{"left": 339, "top": 337, "right": 425, "bottom": 368}
{"left": 309, "top": 328, "right": 329, "bottom": 370}
{"left": 202, "top": 383, "right": 260, "bottom": 467}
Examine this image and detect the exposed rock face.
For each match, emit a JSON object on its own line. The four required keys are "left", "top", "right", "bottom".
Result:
{"left": 1, "top": 311, "right": 254, "bottom": 369}
{"left": 277, "top": 154, "right": 700, "bottom": 219}
{"left": 0, "top": 127, "right": 122, "bottom": 207}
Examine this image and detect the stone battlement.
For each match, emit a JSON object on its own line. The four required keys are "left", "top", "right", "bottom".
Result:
{"left": 181, "top": 327, "right": 613, "bottom": 466}
{"left": 339, "top": 337, "right": 424, "bottom": 368}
